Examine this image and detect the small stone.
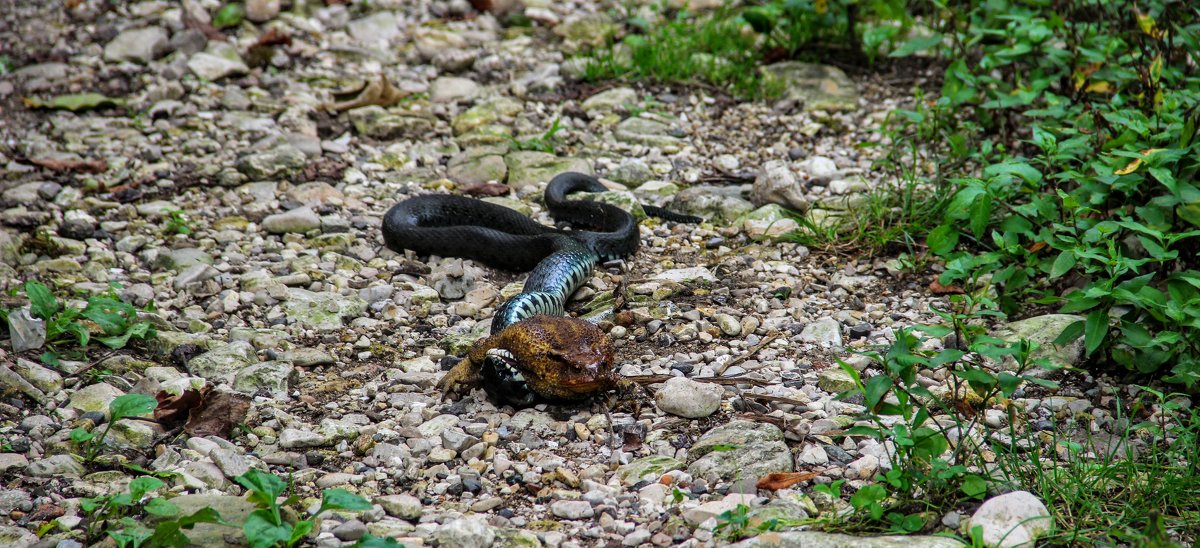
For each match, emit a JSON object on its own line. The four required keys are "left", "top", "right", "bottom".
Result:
{"left": 27, "top": 454, "right": 86, "bottom": 477}
{"left": 347, "top": 11, "right": 402, "bottom": 44}
{"left": 377, "top": 494, "right": 423, "bottom": 521}
{"left": 262, "top": 207, "right": 321, "bottom": 234}
{"left": 237, "top": 146, "right": 307, "bottom": 180}
{"left": 188, "top": 43, "right": 249, "bottom": 80}
{"left": 279, "top": 428, "right": 326, "bottom": 449}
{"left": 244, "top": 0, "right": 281, "bottom": 22}
{"left": 817, "top": 368, "right": 857, "bottom": 393}
{"left": 798, "top": 444, "right": 829, "bottom": 465}
{"left": 433, "top": 516, "right": 495, "bottom": 548}
{"left": 104, "top": 27, "right": 169, "bottom": 64}
{"left": 799, "top": 317, "right": 843, "bottom": 347}
{"left": 967, "top": 491, "right": 1055, "bottom": 548}
{"left": 7, "top": 308, "right": 46, "bottom": 352}
{"left": 551, "top": 500, "right": 594, "bottom": 519}
{"left": 332, "top": 519, "right": 367, "bottom": 541}
{"left": 846, "top": 455, "right": 880, "bottom": 480}
{"left": 655, "top": 377, "right": 722, "bottom": 418}
{"left": 429, "top": 77, "right": 479, "bottom": 103}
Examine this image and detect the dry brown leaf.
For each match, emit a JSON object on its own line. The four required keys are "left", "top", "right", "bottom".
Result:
{"left": 323, "top": 75, "right": 408, "bottom": 112}
{"left": 29, "top": 157, "right": 107, "bottom": 173}
{"left": 929, "top": 279, "right": 965, "bottom": 295}
{"left": 185, "top": 389, "right": 251, "bottom": 438}
{"left": 154, "top": 388, "right": 205, "bottom": 427}
{"left": 1027, "top": 241, "right": 1048, "bottom": 253}
{"left": 756, "top": 471, "right": 820, "bottom": 491}
{"left": 461, "top": 182, "right": 511, "bottom": 197}
{"left": 182, "top": 8, "right": 226, "bottom": 42}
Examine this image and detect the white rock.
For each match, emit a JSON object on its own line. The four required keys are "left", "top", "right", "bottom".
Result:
{"left": 655, "top": 377, "right": 722, "bottom": 418}
{"left": 967, "top": 491, "right": 1054, "bottom": 548}
{"left": 430, "top": 77, "right": 479, "bottom": 103}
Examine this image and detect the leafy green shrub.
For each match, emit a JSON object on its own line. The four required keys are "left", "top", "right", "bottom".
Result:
{"left": 71, "top": 393, "right": 158, "bottom": 465}
{"left": 1, "top": 280, "right": 156, "bottom": 365}
{"left": 903, "top": 1, "right": 1200, "bottom": 386}
{"left": 235, "top": 469, "right": 373, "bottom": 548}
{"left": 81, "top": 475, "right": 226, "bottom": 547}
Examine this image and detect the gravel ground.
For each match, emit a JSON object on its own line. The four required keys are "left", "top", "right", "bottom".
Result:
{"left": 1, "top": 1, "right": 1187, "bottom": 547}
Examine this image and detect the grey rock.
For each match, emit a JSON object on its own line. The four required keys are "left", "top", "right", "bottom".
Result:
{"left": 0, "top": 454, "right": 29, "bottom": 473}
{"left": 654, "top": 267, "right": 717, "bottom": 284}
{"left": 687, "top": 420, "right": 793, "bottom": 481}
{"left": 0, "top": 526, "right": 37, "bottom": 547}
{"left": 284, "top": 288, "right": 366, "bottom": 331}
{"left": 750, "top": 160, "right": 808, "bottom": 211}
{"left": 817, "top": 368, "right": 857, "bottom": 393}
{"left": 992, "top": 314, "right": 1085, "bottom": 370}
{"left": 796, "top": 156, "right": 840, "bottom": 180}
{"left": 608, "top": 159, "right": 655, "bottom": 186}
{"left": 0, "top": 489, "right": 32, "bottom": 513}
{"left": 451, "top": 96, "right": 523, "bottom": 135}
{"left": 68, "top": 382, "right": 125, "bottom": 415}
{"left": 244, "top": 0, "right": 280, "bottom": 22}
{"left": 27, "top": 454, "right": 86, "bottom": 477}
{"left": 741, "top": 204, "right": 801, "bottom": 241}
{"left": 967, "top": 491, "right": 1054, "bottom": 548}
{"left": 614, "top": 456, "right": 685, "bottom": 486}
{"left": 430, "top": 76, "right": 479, "bottom": 103}
{"left": 170, "top": 29, "right": 208, "bottom": 56}
{"left": 157, "top": 247, "right": 213, "bottom": 272}
{"left": 0, "top": 365, "right": 46, "bottom": 401}
{"left": 349, "top": 106, "right": 434, "bottom": 139}
{"left": 13, "top": 358, "right": 61, "bottom": 393}
{"left": 799, "top": 316, "right": 843, "bottom": 347}
{"left": 655, "top": 377, "right": 722, "bottom": 418}
{"left": 433, "top": 516, "right": 495, "bottom": 548}
{"left": 376, "top": 494, "right": 423, "bottom": 521}
{"left": 582, "top": 87, "right": 638, "bottom": 111}
{"left": 333, "top": 519, "right": 367, "bottom": 541}
{"left": 7, "top": 307, "right": 45, "bottom": 352}
{"left": 104, "top": 27, "right": 169, "bottom": 64}
{"left": 551, "top": 500, "right": 594, "bottom": 519}
{"left": 233, "top": 361, "right": 296, "bottom": 396}
{"left": 279, "top": 428, "right": 326, "bottom": 449}
{"left": 670, "top": 184, "right": 755, "bottom": 222}
{"left": 614, "top": 117, "right": 683, "bottom": 150}
{"left": 168, "top": 495, "right": 258, "bottom": 546}
{"left": 237, "top": 146, "right": 307, "bottom": 180}
{"left": 505, "top": 151, "right": 592, "bottom": 192}
{"left": 188, "top": 43, "right": 249, "bottom": 80}
{"left": 210, "top": 447, "right": 250, "bottom": 478}
{"left": 173, "top": 263, "right": 220, "bottom": 290}
{"left": 348, "top": 11, "right": 402, "bottom": 44}
{"left": 262, "top": 207, "right": 321, "bottom": 234}
{"left": 447, "top": 150, "right": 508, "bottom": 186}
{"left": 187, "top": 341, "right": 258, "bottom": 381}
{"left": 762, "top": 62, "right": 860, "bottom": 112}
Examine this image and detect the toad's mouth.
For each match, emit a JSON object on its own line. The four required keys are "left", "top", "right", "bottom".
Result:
{"left": 481, "top": 348, "right": 536, "bottom": 407}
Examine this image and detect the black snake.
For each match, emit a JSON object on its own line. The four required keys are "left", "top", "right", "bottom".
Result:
{"left": 382, "top": 171, "right": 698, "bottom": 405}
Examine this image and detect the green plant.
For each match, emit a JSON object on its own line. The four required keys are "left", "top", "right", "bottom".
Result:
{"left": 235, "top": 469, "right": 373, "bottom": 548}
{"left": 81, "top": 475, "right": 227, "bottom": 547}
{"left": 0, "top": 55, "right": 12, "bottom": 75}
{"left": 2, "top": 280, "right": 156, "bottom": 365}
{"left": 163, "top": 209, "right": 192, "bottom": 236}
{"left": 992, "top": 389, "right": 1200, "bottom": 545}
{"left": 509, "top": 117, "right": 564, "bottom": 153}
{"left": 71, "top": 393, "right": 158, "bottom": 465}
{"left": 213, "top": 3, "right": 244, "bottom": 28}
{"left": 833, "top": 299, "right": 1058, "bottom": 533}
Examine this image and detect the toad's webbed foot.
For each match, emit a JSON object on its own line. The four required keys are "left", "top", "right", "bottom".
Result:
{"left": 435, "top": 357, "right": 482, "bottom": 401}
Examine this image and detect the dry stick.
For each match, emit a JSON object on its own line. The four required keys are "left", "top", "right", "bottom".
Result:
{"left": 740, "top": 392, "right": 809, "bottom": 407}
{"left": 623, "top": 374, "right": 771, "bottom": 387}
{"left": 66, "top": 349, "right": 121, "bottom": 379}
{"left": 715, "top": 332, "right": 780, "bottom": 375}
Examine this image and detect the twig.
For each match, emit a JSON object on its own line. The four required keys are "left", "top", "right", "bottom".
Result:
{"left": 67, "top": 350, "right": 121, "bottom": 379}
{"left": 740, "top": 392, "right": 809, "bottom": 407}
{"left": 623, "top": 374, "right": 771, "bottom": 387}
{"left": 716, "top": 332, "right": 780, "bottom": 375}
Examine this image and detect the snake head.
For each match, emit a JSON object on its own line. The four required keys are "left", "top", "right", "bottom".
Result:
{"left": 468, "top": 315, "right": 619, "bottom": 407}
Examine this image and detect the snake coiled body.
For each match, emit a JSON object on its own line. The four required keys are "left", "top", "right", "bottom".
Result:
{"left": 383, "top": 171, "right": 698, "bottom": 406}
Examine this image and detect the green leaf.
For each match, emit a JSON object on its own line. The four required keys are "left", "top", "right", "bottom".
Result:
{"left": 889, "top": 33, "right": 943, "bottom": 57}
{"left": 96, "top": 322, "right": 153, "bottom": 349}
{"left": 288, "top": 520, "right": 314, "bottom": 547}
{"left": 213, "top": 3, "right": 244, "bottom": 28}
{"left": 1049, "top": 250, "right": 1076, "bottom": 279}
{"left": 176, "top": 507, "right": 228, "bottom": 527}
{"left": 1178, "top": 203, "right": 1200, "bottom": 228}
{"left": 997, "top": 372, "right": 1021, "bottom": 397}
{"left": 243, "top": 510, "right": 293, "bottom": 548}
{"left": 1084, "top": 311, "right": 1108, "bottom": 356}
{"left": 969, "top": 197, "right": 992, "bottom": 238}
{"left": 25, "top": 281, "right": 59, "bottom": 321}
{"left": 82, "top": 296, "right": 133, "bottom": 334}
{"left": 961, "top": 474, "right": 988, "bottom": 498}
{"left": 236, "top": 469, "right": 289, "bottom": 510}
{"left": 70, "top": 428, "right": 95, "bottom": 443}
{"left": 319, "top": 489, "right": 373, "bottom": 513}
{"left": 110, "top": 393, "right": 157, "bottom": 421}
{"left": 144, "top": 497, "right": 180, "bottom": 517}
{"left": 129, "top": 476, "right": 165, "bottom": 499}
{"left": 927, "top": 224, "right": 960, "bottom": 255}
{"left": 863, "top": 375, "right": 893, "bottom": 411}
{"left": 24, "top": 93, "right": 125, "bottom": 112}
{"left": 844, "top": 425, "right": 884, "bottom": 439}
{"left": 741, "top": 7, "right": 775, "bottom": 33}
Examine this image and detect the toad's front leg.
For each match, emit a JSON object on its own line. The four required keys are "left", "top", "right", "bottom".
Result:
{"left": 435, "top": 357, "right": 482, "bottom": 400}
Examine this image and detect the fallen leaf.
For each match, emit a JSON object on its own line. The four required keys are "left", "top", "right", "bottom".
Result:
{"left": 929, "top": 279, "right": 965, "bottom": 295}
{"left": 323, "top": 75, "right": 409, "bottom": 112}
{"left": 469, "top": 0, "right": 494, "bottom": 10}
{"left": 154, "top": 388, "right": 204, "bottom": 427}
{"left": 185, "top": 388, "right": 251, "bottom": 438}
{"left": 462, "top": 182, "right": 511, "bottom": 197}
{"left": 154, "top": 385, "right": 251, "bottom": 439}
{"left": 23, "top": 93, "right": 124, "bottom": 112}
{"left": 254, "top": 27, "right": 292, "bottom": 48}
{"left": 28, "top": 157, "right": 107, "bottom": 173}
{"left": 1027, "top": 241, "right": 1048, "bottom": 253}
{"left": 756, "top": 471, "right": 820, "bottom": 491}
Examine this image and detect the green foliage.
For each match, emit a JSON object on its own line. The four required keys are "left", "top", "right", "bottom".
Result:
{"left": 213, "top": 3, "right": 244, "bottom": 28}
{"left": 902, "top": 0, "right": 1200, "bottom": 387}
{"left": 509, "top": 117, "right": 564, "bottom": 153}
{"left": 235, "top": 469, "right": 372, "bottom": 548}
{"left": 72, "top": 393, "right": 158, "bottom": 465}
{"left": 992, "top": 388, "right": 1200, "bottom": 544}
{"left": 834, "top": 299, "right": 1057, "bottom": 533}
{"left": 81, "top": 475, "right": 227, "bottom": 547}
{"left": 5, "top": 280, "right": 156, "bottom": 365}
{"left": 163, "top": 209, "right": 192, "bottom": 236}
{"left": 712, "top": 503, "right": 791, "bottom": 541}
